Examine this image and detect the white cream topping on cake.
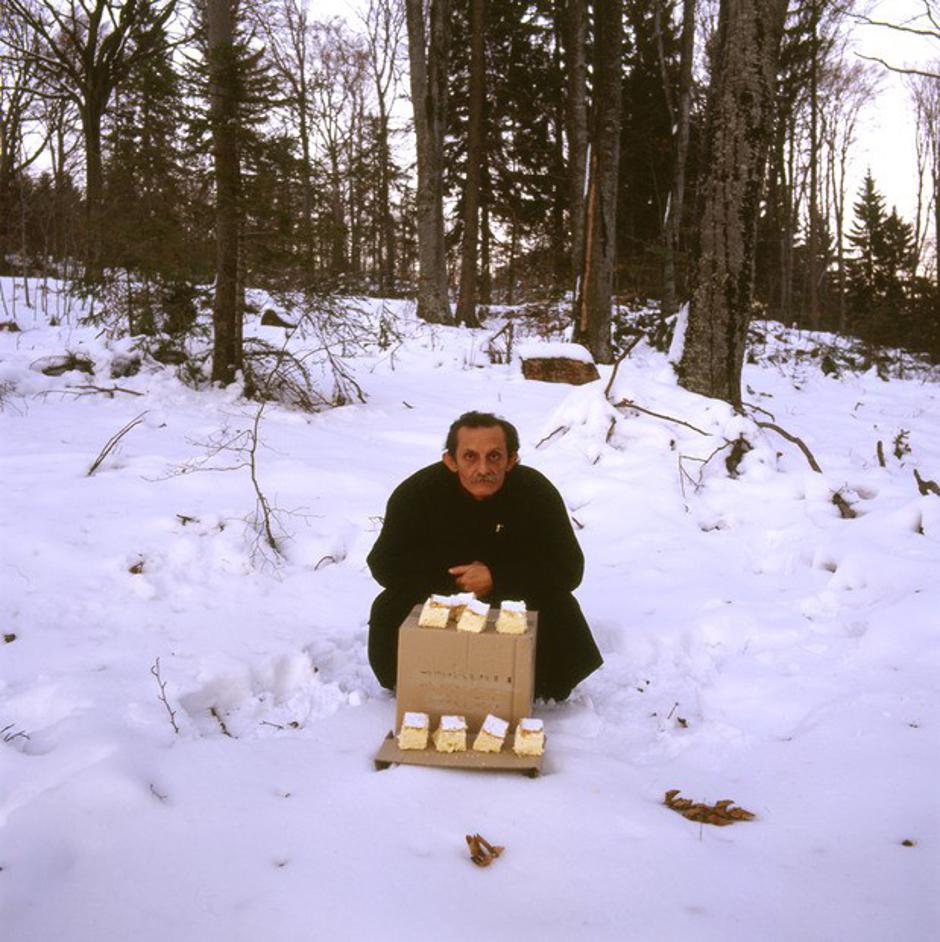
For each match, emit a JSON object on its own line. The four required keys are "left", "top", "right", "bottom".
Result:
{"left": 513, "top": 717, "right": 545, "bottom": 756}
{"left": 397, "top": 712, "right": 429, "bottom": 750}
{"left": 456, "top": 599, "right": 490, "bottom": 633}
{"left": 418, "top": 595, "right": 452, "bottom": 628}
{"left": 472, "top": 713, "right": 508, "bottom": 753}
{"left": 496, "top": 599, "right": 527, "bottom": 634}
{"left": 482, "top": 714, "right": 509, "bottom": 737}
{"left": 432, "top": 715, "right": 467, "bottom": 752}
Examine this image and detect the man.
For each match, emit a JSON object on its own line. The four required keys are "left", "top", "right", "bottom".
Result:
{"left": 367, "top": 410, "right": 603, "bottom": 700}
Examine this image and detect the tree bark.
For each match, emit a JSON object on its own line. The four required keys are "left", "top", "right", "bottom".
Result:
{"left": 405, "top": 0, "right": 452, "bottom": 323}
{"left": 455, "top": 0, "right": 485, "bottom": 327}
{"left": 572, "top": 0, "right": 621, "bottom": 365}
{"left": 677, "top": 0, "right": 787, "bottom": 407}
{"left": 562, "top": 0, "right": 589, "bottom": 286}
{"left": 207, "top": 0, "right": 242, "bottom": 386}
{"left": 807, "top": 0, "right": 820, "bottom": 328}
{"left": 661, "top": 0, "right": 695, "bottom": 319}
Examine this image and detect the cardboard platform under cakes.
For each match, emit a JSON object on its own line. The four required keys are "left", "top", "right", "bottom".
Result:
{"left": 373, "top": 732, "right": 542, "bottom": 776}
{"left": 373, "top": 604, "right": 542, "bottom": 775}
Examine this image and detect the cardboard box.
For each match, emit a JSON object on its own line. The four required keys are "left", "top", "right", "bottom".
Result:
{"left": 394, "top": 604, "right": 537, "bottom": 732}
{"left": 373, "top": 604, "right": 542, "bottom": 775}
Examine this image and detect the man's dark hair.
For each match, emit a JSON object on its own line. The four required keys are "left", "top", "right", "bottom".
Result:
{"left": 445, "top": 411, "right": 520, "bottom": 457}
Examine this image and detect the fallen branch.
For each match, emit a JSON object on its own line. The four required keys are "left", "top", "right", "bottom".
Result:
{"left": 535, "top": 425, "right": 569, "bottom": 449}
{"left": 755, "top": 421, "right": 822, "bottom": 472}
{"left": 87, "top": 411, "right": 149, "bottom": 476}
{"left": 876, "top": 440, "right": 886, "bottom": 468}
{"left": 66, "top": 384, "right": 144, "bottom": 398}
{"left": 615, "top": 398, "right": 710, "bottom": 436}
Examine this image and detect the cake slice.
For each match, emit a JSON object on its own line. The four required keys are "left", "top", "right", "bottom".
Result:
{"left": 513, "top": 718, "right": 545, "bottom": 756}
{"left": 495, "top": 600, "right": 527, "bottom": 634}
{"left": 432, "top": 715, "right": 467, "bottom": 752}
{"left": 397, "top": 712, "right": 429, "bottom": 750}
{"left": 456, "top": 598, "right": 490, "bottom": 633}
{"left": 472, "top": 714, "right": 509, "bottom": 753}
{"left": 449, "top": 591, "right": 476, "bottom": 623}
{"left": 417, "top": 594, "right": 451, "bottom": 628}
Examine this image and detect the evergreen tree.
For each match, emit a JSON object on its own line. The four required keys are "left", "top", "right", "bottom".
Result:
{"left": 102, "top": 7, "right": 194, "bottom": 309}
{"left": 846, "top": 172, "right": 915, "bottom": 345}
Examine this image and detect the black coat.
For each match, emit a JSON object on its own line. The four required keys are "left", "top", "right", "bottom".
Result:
{"left": 366, "top": 462, "right": 603, "bottom": 699}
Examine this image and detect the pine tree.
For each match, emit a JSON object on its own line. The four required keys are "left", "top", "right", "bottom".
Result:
{"left": 846, "top": 173, "right": 916, "bottom": 346}
{"left": 102, "top": 8, "right": 192, "bottom": 321}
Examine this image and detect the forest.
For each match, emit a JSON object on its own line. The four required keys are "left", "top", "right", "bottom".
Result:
{"left": 1, "top": 0, "right": 938, "bottom": 397}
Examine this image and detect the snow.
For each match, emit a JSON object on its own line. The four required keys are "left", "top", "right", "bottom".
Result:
{"left": 516, "top": 339, "right": 595, "bottom": 363}
{"left": 1, "top": 278, "right": 938, "bottom": 941}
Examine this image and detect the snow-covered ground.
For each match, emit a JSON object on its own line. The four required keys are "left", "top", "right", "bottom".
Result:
{"left": 1, "top": 278, "right": 938, "bottom": 941}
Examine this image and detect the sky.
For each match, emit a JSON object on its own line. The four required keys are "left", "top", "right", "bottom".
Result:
{"left": 853, "top": 0, "right": 937, "bottom": 226}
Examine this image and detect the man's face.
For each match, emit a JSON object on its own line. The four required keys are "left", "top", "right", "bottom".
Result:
{"left": 443, "top": 425, "right": 518, "bottom": 500}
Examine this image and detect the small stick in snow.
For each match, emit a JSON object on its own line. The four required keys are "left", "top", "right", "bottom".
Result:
{"left": 210, "top": 706, "right": 234, "bottom": 738}
{"left": 914, "top": 469, "right": 940, "bottom": 497}
{"left": 87, "top": 411, "right": 149, "bottom": 476}
{"left": 150, "top": 658, "right": 179, "bottom": 735}
{"left": 535, "top": 425, "right": 569, "bottom": 449}
{"left": 603, "top": 336, "right": 642, "bottom": 401}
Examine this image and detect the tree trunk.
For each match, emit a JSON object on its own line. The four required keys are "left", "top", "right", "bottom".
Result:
{"left": 572, "top": 0, "right": 621, "bottom": 365}
{"left": 207, "top": 0, "right": 242, "bottom": 386}
{"left": 455, "top": 0, "right": 485, "bottom": 327}
{"left": 405, "top": 0, "right": 452, "bottom": 323}
{"left": 677, "top": 0, "right": 787, "bottom": 407}
{"left": 82, "top": 104, "right": 104, "bottom": 282}
{"left": 661, "top": 0, "right": 696, "bottom": 319}
{"left": 807, "top": 0, "right": 820, "bottom": 329}
{"left": 563, "top": 0, "right": 589, "bottom": 287}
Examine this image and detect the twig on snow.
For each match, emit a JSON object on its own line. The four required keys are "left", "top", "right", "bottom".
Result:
{"left": 150, "top": 658, "right": 180, "bottom": 735}
{"left": 87, "top": 411, "right": 149, "bottom": 476}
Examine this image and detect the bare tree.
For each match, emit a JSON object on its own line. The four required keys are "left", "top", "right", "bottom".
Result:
{"left": 573, "top": 0, "right": 622, "bottom": 364}
{"left": 454, "top": 0, "right": 484, "bottom": 327}
{"left": 2, "top": 0, "right": 179, "bottom": 281}
{"left": 820, "top": 60, "right": 877, "bottom": 330}
{"left": 909, "top": 70, "right": 940, "bottom": 282}
{"left": 363, "top": 0, "right": 405, "bottom": 295}
{"left": 562, "top": 0, "right": 589, "bottom": 288}
{"left": 0, "top": 14, "right": 48, "bottom": 269}
{"left": 260, "top": 0, "right": 316, "bottom": 270}
{"left": 404, "top": 0, "right": 452, "bottom": 323}
{"left": 677, "top": 0, "right": 788, "bottom": 406}
{"left": 659, "top": 0, "right": 696, "bottom": 319}
{"left": 309, "top": 18, "right": 368, "bottom": 278}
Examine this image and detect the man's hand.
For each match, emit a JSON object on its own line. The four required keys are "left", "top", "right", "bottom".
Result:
{"left": 449, "top": 561, "right": 493, "bottom": 598}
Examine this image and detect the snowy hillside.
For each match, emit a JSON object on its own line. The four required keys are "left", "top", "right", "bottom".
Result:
{"left": 1, "top": 278, "right": 938, "bottom": 941}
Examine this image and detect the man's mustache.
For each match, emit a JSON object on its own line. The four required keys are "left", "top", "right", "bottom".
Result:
{"left": 471, "top": 473, "right": 498, "bottom": 483}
